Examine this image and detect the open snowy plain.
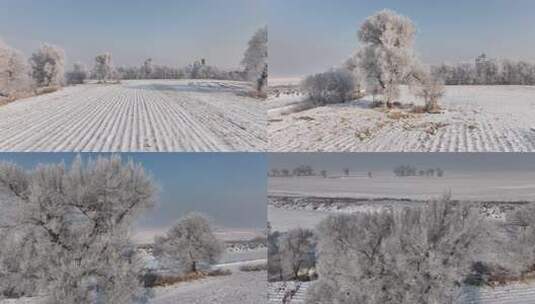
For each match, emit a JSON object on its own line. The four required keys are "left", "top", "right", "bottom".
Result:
{"left": 268, "top": 83, "right": 535, "bottom": 152}
{"left": 0, "top": 80, "right": 266, "bottom": 152}
{"left": 268, "top": 173, "right": 535, "bottom": 303}
{"left": 268, "top": 172, "right": 535, "bottom": 231}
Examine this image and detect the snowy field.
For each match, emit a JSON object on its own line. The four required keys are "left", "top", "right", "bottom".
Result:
{"left": 268, "top": 173, "right": 535, "bottom": 231}
{"left": 150, "top": 262, "right": 267, "bottom": 304}
{"left": 269, "top": 173, "right": 535, "bottom": 202}
{"left": 0, "top": 79, "right": 266, "bottom": 152}
{"left": 268, "top": 84, "right": 535, "bottom": 152}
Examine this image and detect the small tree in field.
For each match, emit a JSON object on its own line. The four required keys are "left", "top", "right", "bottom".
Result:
{"left": 410, "top": 75, "right": 445, "bottom": 113}
{"left": 356, "top": 10, "right": 420, "bottom": 107}
{"left": 94, "top": 53, "right": 113, "bottom": 83}
{"left": 154, "top": 213, "right": 224, "bottom": 274}
{"left": 242, "top": 26, "right": 268, "bottom": 95}
{"left": 279, "top": 228, "right": 316, "bottom": 280}
{"left": 65, "top": 62, "right": 88, "bottom": 85}
{"left": 30, "top": 44, "right": 65, "bottom": 87}
{"left": 0, "top": 39, "right": 31, "bottom": 97}
{"left": 0, "top": 156, "right": 156, "bottom": 303}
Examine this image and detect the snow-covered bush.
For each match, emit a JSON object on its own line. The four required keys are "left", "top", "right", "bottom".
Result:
{"left": 65, "top": 62, "right": 88, "bottom": 85}
{"left": 0, "top": 38, "right": 31, "bottom": 97}
{"left": 242, "top": 26, "right": 268, "bottom": 94}
{"left": 411, "top": 77, "right": 445, "bottom": 112}
{"left": 29, "top": 44, "right": 65, "bottom": 87}
{"left": 0, "top": 156, "right": 156, "bottom": 302}
{"left": 503, "top": 203, "right": 535, "bottom": 275}
{"left": 356, "top": 10, "right": 421, "bottom": 106}
{"left": 153, "top": 213, "right": 224, "bottom": 274}
{"left": 301, "top": 68, "right": 356, "bottom": 105}
{"left": 279, "top": 228, "right": 316, "bottom": 280}
{"left": 306, "top": 194, "right": 486, "bottom": 304}
{"left": 93, "top": 53, "right": 113, "bottom": 83}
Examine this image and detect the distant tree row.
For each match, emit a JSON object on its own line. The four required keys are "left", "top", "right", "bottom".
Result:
{"left": 1, "top": 26, "right": 267, "bottom": 100}
{"left": 269, "top": 165, "right": 316, "bottom": 177}
{"left": 432, "top": 53, "right": 535, "bottom": 85}
{"left": 393, "top": 165, "right": 444, "bottom": 177}
{"left": 114, "top": 59, "right": 246, "bottom": 81}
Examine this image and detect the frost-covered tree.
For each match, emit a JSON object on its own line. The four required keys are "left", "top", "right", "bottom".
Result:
{"left": 153, "top": 213, "right": 224, "bottom": 274}
{"left": 279, "top": 228, "right": 316, "bottom": 280}
{"left": 142, "top": 58, "right": 153, "bottom": 79}
{"left": 29, "top": 44, "right": 65, "bottom": 87}
{"left": 268, "top": 230, "right": 283, "bottom": 281}
{"left": 0, "top": 156, "right": 156, "bottom": 302}
{"left": 503, "top": 203, "right": 535, "bottom": 275}
{"left": 242, "top": 26, "right": 268, "bottom": 94}
{"left": 301, "top": 68, "right": 356, "bottom": 105}
{"left": 306, "top": 194, "right": 486, "bottom": 304}
{"left": 65, "top": 62, "right": 88, "bottom": 85}
{"left": 94, "top": 53, "right": 113, "bottom": 83}
{"left": 0, "top": 38, "right": 31, "bottom": 96}
{"left": 409, "top": 69, "right": 445, "bottom": 112}
{"left": 356, "top": 10, "right": 421, "bottom": 106}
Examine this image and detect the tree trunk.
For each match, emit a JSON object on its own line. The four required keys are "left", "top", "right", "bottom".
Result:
{"left": 191, "top": 261, "right": 197, "bottom": 273}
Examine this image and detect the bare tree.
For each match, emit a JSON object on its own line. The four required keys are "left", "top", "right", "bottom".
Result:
{"left": 410, "top": 72, "right": 445, "bottom": 112}
{"left": 242, "top": 26, "right": 268, "bottom": 95}
{"left": 153, "top": 213, "right": 224, "bottom": 274}
{"left": 0, "top": 156, "right": 156, "bottom": 303}
{"left": 280, "top": 228, "right": 316, "bottom": 280}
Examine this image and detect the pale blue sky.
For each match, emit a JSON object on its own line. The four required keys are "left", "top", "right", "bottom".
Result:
{"left": 0, "top": 153, "right": 267, "bottom": 230}
{"left": 0, "top": 0, "right": 266, "bottom": 69}
{"left": 269, "top": 0, "right": 535, "bottom": 77}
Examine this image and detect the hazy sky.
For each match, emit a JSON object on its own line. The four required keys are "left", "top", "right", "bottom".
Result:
{"left": 0, "top": 153, "right": 267, "bottom": 230}
{"left": 0, "top": 0, "right": 266, "bottom": 69}
{"left": 269, "top": 0, "right": 535, "bottom": 77}
{"left": 269, "top": 153, "right": 535, "bottom": 174}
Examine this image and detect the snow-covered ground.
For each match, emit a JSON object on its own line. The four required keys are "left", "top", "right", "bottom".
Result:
{"left": 268, "top": 85, "right": 535, "bottom": 152}
{"left": 0, "top": 79, "right": 266, "bottom": 152}
{"left": 269, "top": 173, "right": 535, "bottom": 202}
{"left": 150, "top": 262, "right": 267, "bottom": 304}
{"left": 268, "top": 173, "right": 535, "bottom": 231}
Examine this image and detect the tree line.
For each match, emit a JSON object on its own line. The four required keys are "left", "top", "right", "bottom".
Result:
{"left": 0, "top": 26, "right": 267, "bottom": 100}
{"left": 432, "top": 53, "right": 535, "bottom": 85}
{"left": 393, "top": 165, "right": 445, "bottom": 177}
